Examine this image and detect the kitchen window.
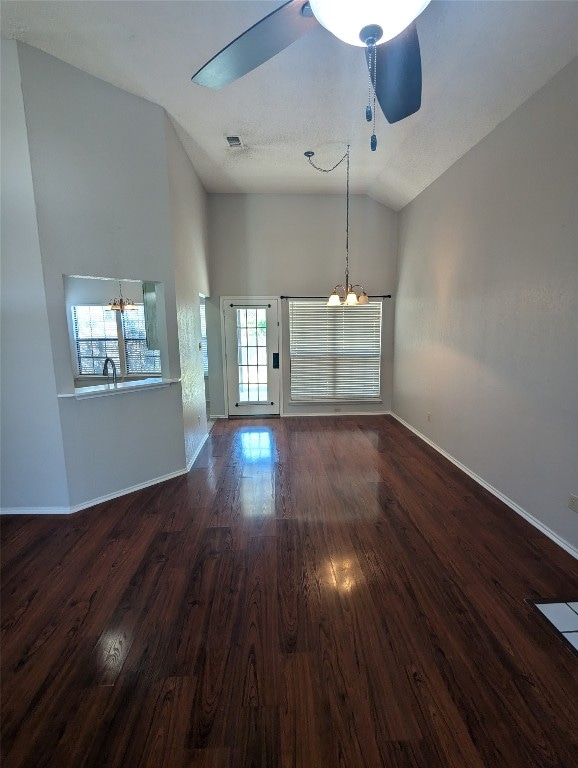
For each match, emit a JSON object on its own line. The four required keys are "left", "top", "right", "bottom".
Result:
{"left": 71, "top": 304, "right": 161, "bottom": 376}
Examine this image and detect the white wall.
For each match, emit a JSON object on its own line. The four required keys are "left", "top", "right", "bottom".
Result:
{"left": 3, "top": 43, "right": 192, "bottom": 510}
{"left": 0, "top": 40, "right": 69, "bottom": 510}
{"left": 17, "top": 44, "right": 181, "bottom": 393}
{"left": 394, "top": 59, "right": 578, "bottom": 552}
{"left": 165, "top": 115, "right": 210, "bottom": 468}
{"left": 207, "top": 192, "right": 397, "bottom": 416}
{"left": 58, "top": 385, "right": 186, "bottom": 506}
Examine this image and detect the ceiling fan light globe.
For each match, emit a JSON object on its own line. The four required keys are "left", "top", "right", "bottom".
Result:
{"left": 309, "top": 0, "right": 431, "bottom": 47}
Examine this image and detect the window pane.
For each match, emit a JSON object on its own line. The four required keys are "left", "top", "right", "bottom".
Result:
{"left": 200, "top": 301, "right": 208, "bottom": 376}
{"left": 288, "top": 300, "right": 382, "bottom": 401}
{"left": 235, "top": 308, "right": 268, "bottom": 402}
{"left": 72, "top": 304, "right": 161, "bottom": 376}
{"left": 125, "top": 340, "right": 161, "bottom": 374}
{"left": 122, "top": 307, "right": 161, "bottom": 374}
{"left": 72, "top": 305, "right": 120, "bottom": 375}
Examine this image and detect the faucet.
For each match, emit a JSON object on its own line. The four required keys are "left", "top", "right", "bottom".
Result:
{"left": 103, "top": 357, "right": 117, "bottom": 385}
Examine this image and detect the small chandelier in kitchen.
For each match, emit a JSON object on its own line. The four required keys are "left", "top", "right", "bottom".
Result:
{"left": 109, "top": 281, "right": 137, "bottom": 313}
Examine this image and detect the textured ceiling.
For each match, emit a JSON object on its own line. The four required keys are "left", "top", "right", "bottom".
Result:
{"left": 2, "top": 1, "right": 577, "bottom": 210}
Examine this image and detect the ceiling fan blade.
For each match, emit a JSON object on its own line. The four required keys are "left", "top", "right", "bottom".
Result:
{"left": 366, "top": 23, "right": 422, "bottom": 124}
{"left": 192, "top": 1, "right": 318, "bottom": 89}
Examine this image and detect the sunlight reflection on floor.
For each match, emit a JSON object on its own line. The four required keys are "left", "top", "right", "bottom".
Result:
{"left": 240, "top": 429, "right": 274, "bottom": 464}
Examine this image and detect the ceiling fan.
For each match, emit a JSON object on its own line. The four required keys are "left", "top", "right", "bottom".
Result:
{"left": 191, "top": 0, "right": 431, "bottom": 125}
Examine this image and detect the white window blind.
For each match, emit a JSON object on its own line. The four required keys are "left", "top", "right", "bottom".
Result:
{"left": 199, "top": 302, "right": 208, "bottom": 376}
{"left": 72, "top": 305, "right": 120, "bottom": 375}
{"left": 122, "top": 308, "right": 162, "bottom": 374}
{"left": 72, "top": 305, "right": 161, "bottom": 376}
{"left": 289, "top": 300, "right": 382, "bottom": 402}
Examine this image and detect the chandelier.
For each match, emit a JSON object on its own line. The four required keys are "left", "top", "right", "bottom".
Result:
{"left": 305, "top": 144, "right": 368, "bottom": 306}
{"left": 109, "top": 281, "right": 137, "bottom": 313}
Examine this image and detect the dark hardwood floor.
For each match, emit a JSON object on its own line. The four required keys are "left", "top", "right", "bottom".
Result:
{"left": 2, "top": 415, "right": 577, "bottom": 768}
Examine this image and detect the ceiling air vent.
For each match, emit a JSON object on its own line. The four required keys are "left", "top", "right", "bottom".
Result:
{"left": 225, "top": 134, "right": 244, "bottom": 149}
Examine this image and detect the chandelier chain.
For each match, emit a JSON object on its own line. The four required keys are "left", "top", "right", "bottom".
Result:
{"left": 305, "top": 149, "right": 348, "bottom": 174}
{"left": 372, "top": 47, "right": 377, "bottom": 147}
{"left": 345, "top": 144, "right": 350, "bottom": 286}
{"left": 367, "top": 45, "right": 373, "bottom": 121}
{"left": 304, "top": 144, "right": 367, "bottom": 305}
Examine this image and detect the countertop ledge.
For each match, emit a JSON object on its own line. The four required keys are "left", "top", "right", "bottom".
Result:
{"left": 58, "top": 378, "right": 181, "bottom": 399}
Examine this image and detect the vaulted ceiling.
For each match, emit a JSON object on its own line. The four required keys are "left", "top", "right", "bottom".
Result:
{"left": 2, "top": 1, "right": 577, "bottom": 209}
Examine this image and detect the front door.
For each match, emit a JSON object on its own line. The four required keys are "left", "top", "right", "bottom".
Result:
{"left": 222, "top": 298, "right": 280, "bottom": 416}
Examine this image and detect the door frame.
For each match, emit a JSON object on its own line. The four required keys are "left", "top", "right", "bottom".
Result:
{"left": 220, "top": 296, "right": 283, "bottom": 417}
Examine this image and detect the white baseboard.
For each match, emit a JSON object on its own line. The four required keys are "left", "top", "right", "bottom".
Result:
{"left": 391, "top": 413, "right": 578, "bottom": 561}
{"left": 1, "top": 466, "right": 190, "bottom": 516}
{"left": 215, "top": 411, "right": 391, "bottom": 419}
{"left": 0, "top": 506, "right": 74, "bottom": 516}
{"left": 2, "top": 431, "right": 217, "bottom": 517}
{"left": 281, "top": 409, "right": 391, "bottom": 418}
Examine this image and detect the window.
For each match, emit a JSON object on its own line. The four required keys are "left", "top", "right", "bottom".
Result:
{"left": 236, "top": 307, "right": 268, "bottom": 402}
{"left": 72, "top": 305, "right": 161, "bottom": 376}
{"left": 199, "top": 300, "right": 208, "bottom": 376}
{"left": 122, "top": 307, "right": 161, "bottom": 374}
{"left": 289, "top": 300, "right": 382, "bottom": 401}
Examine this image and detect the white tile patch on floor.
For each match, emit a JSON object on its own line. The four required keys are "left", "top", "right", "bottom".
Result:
{"left": 535, "top": 602, "right": 578, "bottom": 632}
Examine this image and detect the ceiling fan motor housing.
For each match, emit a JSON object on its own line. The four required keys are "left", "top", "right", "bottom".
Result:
{"left": 359, "top": 24, "right": 383, "bottom": 47}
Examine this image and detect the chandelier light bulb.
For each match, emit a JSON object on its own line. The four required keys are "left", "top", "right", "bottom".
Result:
{"left": 309, "top": 0, "right": 431, "bottom": 47}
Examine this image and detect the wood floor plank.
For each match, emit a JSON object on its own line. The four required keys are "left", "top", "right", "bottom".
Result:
{"left": 115, "top": 676, "right": 198, "bottom": 768}
{"left": 231, "top": 535, "right": 280, "bottom": 708}
{"left": 280, "top": 652, "right": 335, "bottom": 768}
{"left": 276, "top": 520, "right": 309, "bottom": 654}
{"left": 187, "top": 546, "right": 246, "bottom": 749}
{"left": 2, "top": 415, "right": 578, "bottom": 768}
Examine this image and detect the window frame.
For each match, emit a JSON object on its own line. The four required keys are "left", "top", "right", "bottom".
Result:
{"left": 71, "top": 303, "right": 161, "bottom": 378}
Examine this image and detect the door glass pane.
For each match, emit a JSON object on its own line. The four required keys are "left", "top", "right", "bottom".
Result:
{"left": 236, "top": 308, "right": 268, "bottom": 402}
